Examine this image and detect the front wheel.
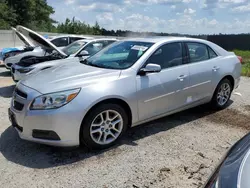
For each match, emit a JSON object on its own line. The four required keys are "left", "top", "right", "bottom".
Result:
{"left": 80, "top": 103, "right": 128, "bottom": 150}
{"left": 211, "top": 78, "right": 232, "bottom": 109}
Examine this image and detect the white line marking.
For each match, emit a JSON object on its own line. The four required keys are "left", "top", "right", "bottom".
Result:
{"left": 233, "top": 92, "right": 242, "bottom": 96}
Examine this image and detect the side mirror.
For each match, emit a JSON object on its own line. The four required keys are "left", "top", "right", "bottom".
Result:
{"left": 138, "top": 64, "right": 161, "bottom": 76}
{"left": 78, "top": 50, "right": 89, "bottom": 57}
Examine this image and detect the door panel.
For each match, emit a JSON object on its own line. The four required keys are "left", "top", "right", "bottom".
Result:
{"left": 186, "top": 42, "right": 218, "bottom": 102}
{"left": 136, "top": 65, "right": 189, "bottom": 121}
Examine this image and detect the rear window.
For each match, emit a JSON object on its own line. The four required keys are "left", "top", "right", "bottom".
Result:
{"left": 51, "top": 37, "right": 69, "bottom": 47}
{"left": 208, "top": 47, "right": 218, "bottom": 59}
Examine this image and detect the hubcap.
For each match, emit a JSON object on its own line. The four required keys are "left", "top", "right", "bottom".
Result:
{"left": 217, "top": 83, "right": 231, "bottom": 106}
{"left": 90, "top": 110, "right": 123, "bottom": 145}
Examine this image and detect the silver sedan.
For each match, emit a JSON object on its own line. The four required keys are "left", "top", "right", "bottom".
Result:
{"left": 9, "top": 37, "right": 241, "bottom": 149}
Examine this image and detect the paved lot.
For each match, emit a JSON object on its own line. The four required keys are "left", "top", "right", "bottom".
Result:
{"left": 0, "top": 64, "right": 250, "bottom": 188}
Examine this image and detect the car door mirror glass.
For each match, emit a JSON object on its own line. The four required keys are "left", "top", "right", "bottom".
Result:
{"left": 138, "top": 64, "right": 161, "bottom": 76}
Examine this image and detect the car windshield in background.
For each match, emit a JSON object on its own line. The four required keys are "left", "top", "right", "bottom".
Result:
{"left": 62, "top": 41, "right": 87, "bottom": 55}
{"left": 83, "top": 41, "right": 154, "bottom": 69}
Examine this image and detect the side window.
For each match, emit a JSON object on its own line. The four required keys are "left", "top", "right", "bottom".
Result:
{"left": 102, "top": 40, "right": 115, "bottom": 48}
{"left": 208, "top": 47, "right": 218, "bottom": 59}
{"left": 186, "top": 43, "right": 209, "bottom": 63}
{"left": 82, "top": 41, "right": 105, "bottom": 56}
{"left": 146, "top": 42, "right": 183, "bottom": 69}
{"left": 51, "top": 37, "right": 69, "bottom": 47}
{"left": 70, "top": 37, "right": 84, "bottom": 44}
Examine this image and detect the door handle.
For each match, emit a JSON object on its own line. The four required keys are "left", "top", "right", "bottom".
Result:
{"left": 178, "top": 75, "right": 187, "bottom": 81}
{"left": 212, "top": 66, "right": 220, "bottom": 71}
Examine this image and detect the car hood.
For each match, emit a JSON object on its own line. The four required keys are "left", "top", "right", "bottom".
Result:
{"left": 16, "top": 25, "right": 67, "bottom": 57}
{"left": 12, "top": 27, "right": 34, "bottom": 47}
{"left": 29, "top": 56, "right": 80, "bottom": 68}
{"left": 21, "top": 60, "right": 121, "bottom": 94}
{"left": 204, "top": 132, "right": 250, "bottom": 188}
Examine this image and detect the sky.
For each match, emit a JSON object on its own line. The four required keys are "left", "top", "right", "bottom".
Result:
{"left": 47, "top": 0, "right": 250, "bottom": 35}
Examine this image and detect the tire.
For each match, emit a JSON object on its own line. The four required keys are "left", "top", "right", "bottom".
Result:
{"left": 80, "top": 103, "right": 128, "bottom": 150}
{"left": 211, "top": 78, "right": 233, "bottom": 109}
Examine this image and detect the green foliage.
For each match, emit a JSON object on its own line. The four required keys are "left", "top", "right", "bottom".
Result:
{"left": 242, "top": 63, "right": 250, "bottom": 77}
{"left": 57, "top": 18, "right": 101, "bottom": 35}
{"left": 234, "top": 50, "right": 250, "bottom": 77}
{"left": 4, "top": 0, "right": 55, "bottom": 30}
{"left": 0, "top": 0, "right": 17, "bottom": 29}
{"left": 233, "top": 50, "right": 250, "bottom": 64}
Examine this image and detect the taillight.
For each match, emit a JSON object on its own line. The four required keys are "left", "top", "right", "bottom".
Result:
{"left": 237, "top": 56, "right": 243, "bottom": 64}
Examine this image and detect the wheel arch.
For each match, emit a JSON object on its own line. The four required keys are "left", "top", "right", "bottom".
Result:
{"left": 84, "top": 98, "right": 132, "bottom": 126}
{"left": 220, "top": 75, "right": 235, "bottom": 89}
{"left": 79, "top": 97, "right": 133, "bottom": 144}
{"left": 211, "top": 74, "right": 235, "bottom": 101}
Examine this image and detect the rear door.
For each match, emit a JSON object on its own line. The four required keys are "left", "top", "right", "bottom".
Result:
{"left": 136, "top": 42, "right": 190, "bottom": 121}
{"left": 185, "top": 42, "right": 219, "bottom": 103}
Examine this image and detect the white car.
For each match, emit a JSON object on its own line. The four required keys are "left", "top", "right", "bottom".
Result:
{"left": 4, "top": 26, "right": 91, "bottom": 69}
{"left": 10, "top": 27, "right": 117, "bottom": 81}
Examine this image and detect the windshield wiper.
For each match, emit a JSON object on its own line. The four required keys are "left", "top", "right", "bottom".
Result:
{"left": 88, "top": 62, "right": 106, "bottom": 68}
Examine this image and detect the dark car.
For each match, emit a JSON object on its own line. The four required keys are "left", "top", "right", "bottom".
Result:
{"left": 204, "top": 132, "right": 250, "bottom": 188}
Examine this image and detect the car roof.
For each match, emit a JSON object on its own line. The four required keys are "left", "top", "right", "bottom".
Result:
{"left": 122, "top": 36, "right": 228, "bottom": 55}
{"left": 75, "top": 38, "right": 118, "bottom": 43}
{"left": 48, "top": 35, "right": 93, "bottom": 40}
{"left": 122, "top": 36, "right": 206, "bottom": 43}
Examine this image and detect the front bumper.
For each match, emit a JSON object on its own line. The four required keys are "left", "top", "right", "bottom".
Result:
{"left": 11, "top": 65, "right": 27, "bottom": 82}
{"left": 9, "top": 83, "right": 83, "bottom": 147}
{"left": 234, "top": 77, "right": 240, "bottom": 90}
{"left": 4, "top": 58, "right": 13, "bottom": 69}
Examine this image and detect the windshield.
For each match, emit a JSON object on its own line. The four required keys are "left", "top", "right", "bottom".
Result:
{"left": 82, "top": 41, "right": 154, "bottom": 69}
{"left": 62, "top": 40, "right": 87, "bottom": 55}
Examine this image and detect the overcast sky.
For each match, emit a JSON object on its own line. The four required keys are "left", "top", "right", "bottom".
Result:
{"left": 47, "top": 0, "right": 250, "bottom": 34}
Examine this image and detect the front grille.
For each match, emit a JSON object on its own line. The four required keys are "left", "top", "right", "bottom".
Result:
{"left": 13, "top": 101, "right": 24, "bottom": 111}
{"left": 15, "top": 88, "right": 27, "bottom": 99}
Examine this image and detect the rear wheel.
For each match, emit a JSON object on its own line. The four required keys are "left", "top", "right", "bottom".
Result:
{"left": 211, "top": 78, "right": 232, "bottom": 109}
{"left": 80, "top": 103, "right": 128, "bottom": 150}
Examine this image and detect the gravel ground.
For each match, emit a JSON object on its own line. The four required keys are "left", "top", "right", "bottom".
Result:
{"left": 0, "top": 64, "right": 250, "bottom": 188}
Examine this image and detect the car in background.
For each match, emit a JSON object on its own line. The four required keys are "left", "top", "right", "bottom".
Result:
{"left": 11, "top": 37, "right": 117, "bottom": 82}
{"left": 9, "top": 37, "right": 241, "bottom": 149}
{"left": 3, "top": 26, "right": 91, "bottom": 69}
{"left": 48, "top": 35, "right": 93, "bottom": 49}
{"left": 1, "top": 27, "right": 35, "bottom": 63}
{"left": 204, "top": 132, "right": 250, "bottom": 188}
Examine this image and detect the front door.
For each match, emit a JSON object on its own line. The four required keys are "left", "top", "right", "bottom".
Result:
{"left": 136, "top": 42, "right": 190, "bottom": 121}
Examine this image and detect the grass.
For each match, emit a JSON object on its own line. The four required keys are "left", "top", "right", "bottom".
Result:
{"left": 233, "top": 50, "right": 250, "bottom": 77}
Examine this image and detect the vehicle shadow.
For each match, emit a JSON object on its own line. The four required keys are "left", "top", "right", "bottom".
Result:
{"left": 0, "top": 70, "right": 11, "bottom": 77}
{"left": 0, "top": 85, "right": 15, "bottom": 98}
{"left": 0, "top": 101, "right": 233, "bottom": 169}
{"left": 0, "top": 65, "right": 11, "bottom": 76}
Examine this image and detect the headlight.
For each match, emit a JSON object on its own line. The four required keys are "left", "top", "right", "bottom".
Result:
{"left": 17, "top": 67, "right": 34, "bottom": 73}
{"left": 30, "top": 88, "right": 80, "bottom": 110}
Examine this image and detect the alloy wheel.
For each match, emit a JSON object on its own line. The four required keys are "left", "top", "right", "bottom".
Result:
{"left": 217, "top": 82, "right": 231, "bottom": 106}
{"left": 90, "top": 110, "right": 123, "bottom": 145}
